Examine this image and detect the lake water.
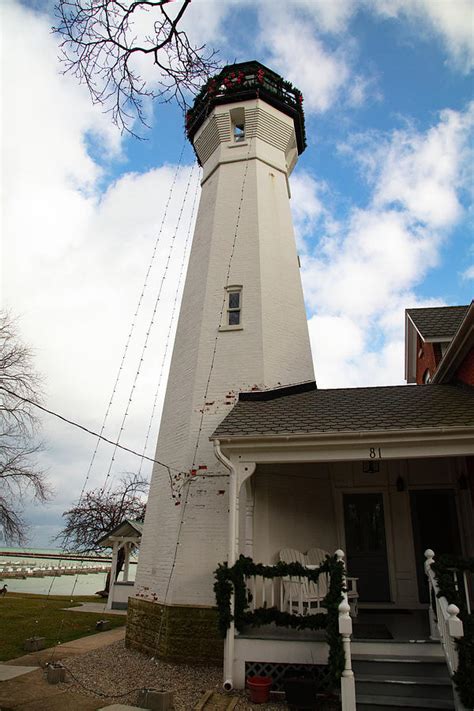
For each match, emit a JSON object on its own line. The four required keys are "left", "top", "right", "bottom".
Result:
{"left": 0, "top": 548, "right": 136, "bottom": 597}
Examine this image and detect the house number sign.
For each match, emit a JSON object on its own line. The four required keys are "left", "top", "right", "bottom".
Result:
{"left": 369, "top": 447, "right": 382, "bottom": 459}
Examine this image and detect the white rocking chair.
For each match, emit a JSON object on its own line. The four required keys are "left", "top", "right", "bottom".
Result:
{"left": 306, "top": 547, "right": 359, "bottom": 617}
{"left": 279, "top": 548, "right": 328, "bottom": 615}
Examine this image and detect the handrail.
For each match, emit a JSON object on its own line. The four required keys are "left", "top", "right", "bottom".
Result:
{"left": 336, "top": 550, "right": 356, "bottom": 711}
{"left": 424, "top": 549, "right": 464, "bottom": 677}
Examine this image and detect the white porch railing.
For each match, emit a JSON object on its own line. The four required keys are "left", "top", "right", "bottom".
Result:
{"left": 245, "top": 565, "right": 327, "bottom": 615}
{"left": 424, "top": 549, "right": 464, "bottom": 677}
{"left": 225, "top": 550, "right": 356, "bottom": 711}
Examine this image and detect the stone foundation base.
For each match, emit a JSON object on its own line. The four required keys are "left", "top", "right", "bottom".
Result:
{"left": 126, "top": 598, "right": 224, "bottom": 664}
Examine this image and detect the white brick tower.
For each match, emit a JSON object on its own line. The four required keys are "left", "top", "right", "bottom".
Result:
{"left": 130, "top": 62, "right": 314, "bottom": 657}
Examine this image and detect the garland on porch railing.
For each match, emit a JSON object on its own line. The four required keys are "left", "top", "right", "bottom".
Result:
{"left": 214, "top": 554, "right": 345, "bottom": 690}
{"left": 431, "top": 555, "right": 474, "bottom": 709}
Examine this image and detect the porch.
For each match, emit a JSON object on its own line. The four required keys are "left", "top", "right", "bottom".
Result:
{"left": 235, "top": 456, "right": 473, "bottom": 611}
{"left": 217, "top": 549, "right": 471, "bottom": 709}
{"left": 212, "top": 427, "right": 473, "bottom": 707}
{"left": 210, "top": 380, "right": 474, "bottom": 707}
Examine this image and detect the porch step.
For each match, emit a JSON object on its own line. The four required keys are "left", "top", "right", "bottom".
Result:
{"left": 352, "top": 655, "right": 449, "bottom": 678}
{"left": 356, "top": 675, "right": 453, "bottom": 700}
{"left": 353, "top": 653, "right": 454, "bottom": 710}
{"left": 355, "top": 693, "right": 454, "bottom": 710}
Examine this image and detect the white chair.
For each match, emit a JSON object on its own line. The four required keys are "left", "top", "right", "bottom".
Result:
{"left": 279, "top": 548, "right": 327, "bottom": 615}
{"left": 306, "top": 547, "right": 359, "bottom": 617}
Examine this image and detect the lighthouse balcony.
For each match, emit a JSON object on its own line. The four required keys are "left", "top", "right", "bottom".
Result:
{"left": 186, "top": 60, "right": 306, "bottom": 156}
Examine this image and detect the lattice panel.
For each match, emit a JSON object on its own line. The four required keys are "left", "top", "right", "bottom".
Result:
{"left": 245, "top": 661, "right": 324, "bottom": 692}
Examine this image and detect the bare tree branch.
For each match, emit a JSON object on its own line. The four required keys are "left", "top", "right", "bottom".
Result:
{"left": 53, "top": 0, "right": 220, "bottom": 137}
{"left": 0, "top": 311, "right": 51, "bottom": 544}
{"left": 54, "top": 472, "right": 148, "bottom": 554}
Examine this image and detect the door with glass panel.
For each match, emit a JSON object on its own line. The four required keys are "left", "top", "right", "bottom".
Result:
{"left": 343, "top": 493, "right": 391, "bottom": 602}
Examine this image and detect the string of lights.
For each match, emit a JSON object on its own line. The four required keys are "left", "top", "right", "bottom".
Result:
{"left": 100, "top": 161, "right": 198, "bottom": 496}
{"left": 137, "top": 168, "right": 201, "bottom": 500}
{"left": 22, "top": 142, "right": 189, "bottom": 658}
{"left": 77, "top": 140, "right": 188, "bottom": 506}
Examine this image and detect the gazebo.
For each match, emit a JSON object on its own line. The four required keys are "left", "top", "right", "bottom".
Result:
{"left": 96, "top": 519, "right": 143, "bottom": 610}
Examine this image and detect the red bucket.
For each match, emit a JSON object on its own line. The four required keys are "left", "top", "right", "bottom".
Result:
{"left": 247, "top": 675, "right": 272, "bottom": 704}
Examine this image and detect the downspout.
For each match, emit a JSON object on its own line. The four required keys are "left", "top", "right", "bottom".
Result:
{"left": 214, "top": 439, "right": 237, "bottom": 692}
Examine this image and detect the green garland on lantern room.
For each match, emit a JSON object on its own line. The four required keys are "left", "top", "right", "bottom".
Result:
{"left": 213, "top": 554, "right": 346, "bottom": 690}
{"left": 185, "top": 63, "right": 306, "bottom": 149}
{"left": 431, "top": 555, "right": 474, "bottom": 709}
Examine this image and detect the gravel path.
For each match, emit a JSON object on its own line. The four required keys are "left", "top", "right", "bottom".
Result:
{"left": 62, "top": 639, "right": 287, "bottom": 710}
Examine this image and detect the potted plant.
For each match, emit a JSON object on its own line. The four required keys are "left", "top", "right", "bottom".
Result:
{"left": 283, "top": 672, "right": 318, "bottom": 710}
{"left": 246, "top": 675, "right": 272, "bottom": 704}
{"left": 283, "top": 667, "right": 340, "bottom": 710}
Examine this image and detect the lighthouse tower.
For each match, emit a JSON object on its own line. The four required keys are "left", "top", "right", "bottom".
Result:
{"left": 130, "top": 62, "right": 314, "bottom": 659}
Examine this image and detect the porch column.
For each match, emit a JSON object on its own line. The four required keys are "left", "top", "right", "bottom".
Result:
{"left": 123, "top": 541, "right": 131, "bottom": 582}
{"left": 107, "top": 540, "right": 119, "bottom": 611}
{"left": 244, "top": 479, "right": 254, "bottom": 558}
{"left": 235, "top": 490, "right": 240, "bottom": 559}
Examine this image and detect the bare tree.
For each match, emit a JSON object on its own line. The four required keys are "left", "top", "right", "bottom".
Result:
{"left": 55, "top": 472, "right": 148, "bottom": 594}
{"left": 0, "top": 312, "right": 50, "bottom": 544}
{"left": 53, "top": 0, "right": 220, "bottom": 136}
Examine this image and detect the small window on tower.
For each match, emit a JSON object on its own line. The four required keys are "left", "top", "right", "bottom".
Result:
{"left": 230, "top": 107, "right": 246, "bottom": 144}
{"left": 219, "top": 286, "right": 243, "bottom": 330}
{"left": 234, "top": 123, "right": 245, "bottom": 142}
{"left": 227, "top": 289, "right": 241, "bottom": 325}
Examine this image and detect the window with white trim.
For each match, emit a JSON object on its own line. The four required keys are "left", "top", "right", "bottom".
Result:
{"left": 226, "top": 287, "right": 242, "bottom": 326}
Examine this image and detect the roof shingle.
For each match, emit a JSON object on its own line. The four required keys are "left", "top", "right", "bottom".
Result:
{"left": 406, "top": 305, "right": 469, "bottom": 340}
{"left": 211, "top": 383, "right": 474, "bottom": 439}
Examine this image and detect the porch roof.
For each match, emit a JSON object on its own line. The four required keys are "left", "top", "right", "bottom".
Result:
{"left": 95, "top": 519, "right": 143, "bottom": 548}
{"left": 406, "top": 304, "right": 469, "bottom": 341}
{"left": 211, "top": 381, "right": 474, "bottom": 439}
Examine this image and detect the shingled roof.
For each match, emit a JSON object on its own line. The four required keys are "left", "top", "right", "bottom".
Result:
{"left": 211, "top": 381, "right": 474, "bottom": 439}
{"left": 406, "top": 305, "right": 469, "bottom": 340}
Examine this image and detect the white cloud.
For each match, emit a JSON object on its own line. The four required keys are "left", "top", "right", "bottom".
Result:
{"left": 278, "top": 0, "right": 355, "bottom": 34}
{"left": 371, "top": 106, "right": 474, "bottom": 229}
{"left": 258, "top": 11, "right": 350, "bottom": 113}
{"left": 289, "top": 172, "right": 337, "bottom": 253}
{"left": 368, "top": 0, "right": 474, "bottom": 73}
{"left": 294, "top": 103, "right": 473, "bottom": 387}
{"left": 2, "top": 2, "right": 200, "bottom": 544}
{"left": 462, "top": 265, "right": 474, "bottom": 280}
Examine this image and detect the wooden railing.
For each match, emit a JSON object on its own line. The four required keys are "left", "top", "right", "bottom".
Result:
{"left": 215, "top": 550, "right": 356, "bottom": 710}
{"left": 245, "top": 564, "right": 327, "bottom": 615}
{"left": 424, "top": 550, "right": 464, "bottom": 676}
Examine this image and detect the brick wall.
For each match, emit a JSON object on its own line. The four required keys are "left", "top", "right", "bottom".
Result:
{"left": 415, "top": 335, "right": 441, "bottom": 384}
{"left": 126, "top": 598, "right": 223, "bottom": 664}
{"left": 455, "top": 346, "right": 474, "bottom": 386}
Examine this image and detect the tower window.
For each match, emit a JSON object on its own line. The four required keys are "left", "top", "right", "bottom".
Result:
{"left": 234, "top": 123, "right": 245, "bottom": 142}
{"left": 230, "top": 107, "right": 246, "bottom": 144}
{"left": 226, "top": 287, "right": 242, "bottom": 327}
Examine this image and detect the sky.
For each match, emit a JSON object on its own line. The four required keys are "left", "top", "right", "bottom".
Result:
{"left": 1, "top": 0, "right": 473, "bottom": 547}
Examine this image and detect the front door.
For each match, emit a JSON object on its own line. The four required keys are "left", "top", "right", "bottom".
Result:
{"left": 343, "top": 493, "right": 391, "bottom": 602}
{"left": 410, "top": 489, "right": 462, "bottom": 603}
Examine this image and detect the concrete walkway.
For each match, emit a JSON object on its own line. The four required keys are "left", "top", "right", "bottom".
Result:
{"left": 0, "top": 627, "right": 126, "bottom": 710}
{"left": 63, "top": 601, "right": 127, "bottom": 616}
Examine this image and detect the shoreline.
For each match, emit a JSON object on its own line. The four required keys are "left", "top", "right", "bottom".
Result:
{"left": 0, "top": 550, "right": 112, "bottom": 563}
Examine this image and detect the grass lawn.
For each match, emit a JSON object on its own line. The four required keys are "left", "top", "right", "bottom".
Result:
{"left": 0, "top": 593, "right": 126, "bottom": 662}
